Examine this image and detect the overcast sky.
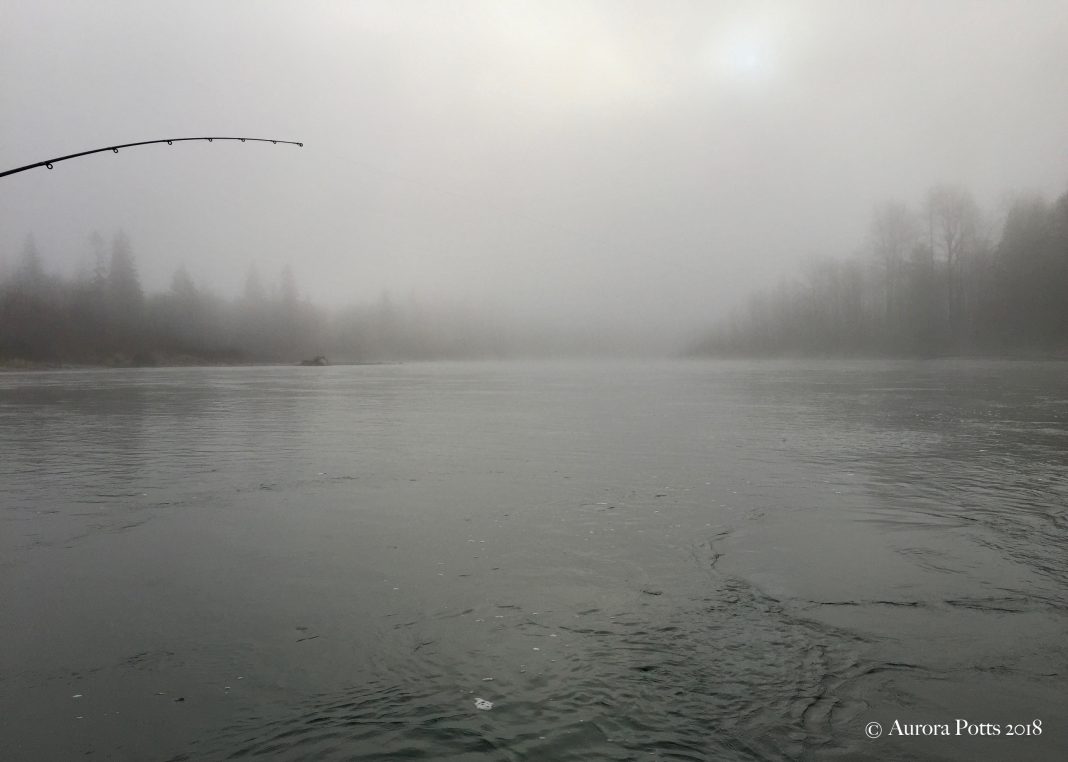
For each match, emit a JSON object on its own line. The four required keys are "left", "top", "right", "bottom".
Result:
{"left": 3, "top": 0, "right": 1067, "bottom": 344}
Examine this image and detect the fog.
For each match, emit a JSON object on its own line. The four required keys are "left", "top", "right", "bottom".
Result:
{"left": 3, "top": 0, "right": 1068, "bottom": 356}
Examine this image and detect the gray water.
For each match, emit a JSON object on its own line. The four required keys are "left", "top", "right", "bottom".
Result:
{"left": 1, "top": 360, "right": 1066, "bottom": 761}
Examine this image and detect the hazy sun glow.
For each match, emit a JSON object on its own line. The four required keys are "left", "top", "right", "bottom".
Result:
{"left": 723, "top": 36, "right": 774, "bottom": 81}
{"left": 705, "top": 10, "right": 793, "bottom": 89}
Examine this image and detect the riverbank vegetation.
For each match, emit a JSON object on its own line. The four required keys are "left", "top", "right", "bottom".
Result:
{"left": 693, "top": 184, "right": 1068, "bottom": 357}
{"left": 0, "top": 232, "right": 509, "bottom": 366}
{"left": 5, "top": 181, "right": 1067, "bottom": 367}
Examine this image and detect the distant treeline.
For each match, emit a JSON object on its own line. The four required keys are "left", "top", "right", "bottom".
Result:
{"left": 0, "top": 232, "right": 508, "bottom": 366}
{"left": 693, "top": 184, "right": 1068, "bottom": 357}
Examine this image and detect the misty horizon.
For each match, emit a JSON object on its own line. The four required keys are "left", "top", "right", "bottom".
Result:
{"left": 5, "top": 166, "right": 1067, "bottom": 363}
{"left": 4, "top": 0, "right": 1068, "bottom": 353}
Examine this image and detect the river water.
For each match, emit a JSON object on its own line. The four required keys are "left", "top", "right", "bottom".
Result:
{"left": 1, "top": 360, "right": 1066, "bottom": 760}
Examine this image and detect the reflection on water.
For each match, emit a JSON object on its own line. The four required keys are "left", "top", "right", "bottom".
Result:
{"left": 1, "top": 361, "right": 1066, "bottom": 760}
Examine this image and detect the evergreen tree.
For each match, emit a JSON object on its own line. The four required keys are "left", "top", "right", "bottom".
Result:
{"left": 105, "top": 230, "right": 145, "bottom": 353}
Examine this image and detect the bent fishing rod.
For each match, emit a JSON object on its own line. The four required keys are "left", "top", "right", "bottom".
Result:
{"left": 0, "top": 136, "right": 303, "bottom": 179}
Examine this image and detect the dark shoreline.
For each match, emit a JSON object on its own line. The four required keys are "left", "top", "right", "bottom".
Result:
{"left": 687, "top": 349, "right": 1068, "bottom": 362}
{"left": 5, "top": 353, "right": 1068, "bottom": 372}
{"left": 0, "top": 359, "right": 396, "bottom": 372}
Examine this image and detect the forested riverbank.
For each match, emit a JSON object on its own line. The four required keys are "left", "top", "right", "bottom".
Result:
{"left": 6, "top": 181, "right": 1068, "bottom": 367}
{"left": 693, "top": 184, "right": 1068, "bottom": 358}
{"left": 0, "top": 232, "right": 512, "bottom": 366}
